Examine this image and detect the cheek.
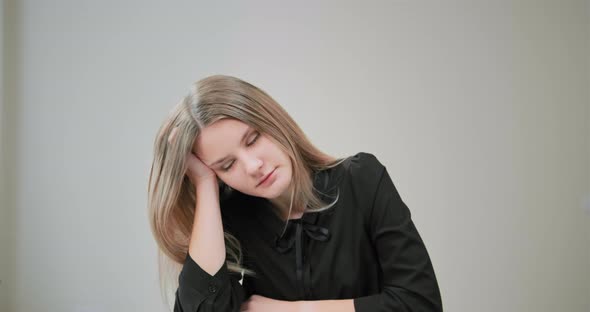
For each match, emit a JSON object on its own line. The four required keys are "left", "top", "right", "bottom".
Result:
{"left": 260, "top": 135, "right": 282, "bottom": 152}
{"left": 218, "top": 173, "right": 241, "bottom": 190}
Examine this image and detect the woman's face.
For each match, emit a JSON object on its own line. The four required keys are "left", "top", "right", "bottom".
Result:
{"left": 193, "top": 118, "right": 292, "bottom": 199}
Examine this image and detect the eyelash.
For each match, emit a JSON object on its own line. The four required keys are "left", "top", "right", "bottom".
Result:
{"left": 221, "top": 132, "right": 260, "bottom": 172}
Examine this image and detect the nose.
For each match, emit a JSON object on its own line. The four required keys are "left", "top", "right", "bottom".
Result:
{"left": 244, "top": 154, "right": 264, "bottom": 177}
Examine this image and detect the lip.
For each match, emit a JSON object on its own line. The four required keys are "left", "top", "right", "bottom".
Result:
{"left": 257, "top": 168, "right": 276, "bottom": 187}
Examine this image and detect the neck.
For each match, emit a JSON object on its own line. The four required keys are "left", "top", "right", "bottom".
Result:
{"left": 269, "top": 184, "right": 307, "bottom": 220}
{"left": 268, "top": 169, "right": 312, "bottom": 220}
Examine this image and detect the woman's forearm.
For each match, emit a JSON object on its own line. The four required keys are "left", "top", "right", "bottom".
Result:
{"left": 299, "top": 298, "right": 355, "bottom": 312}
{"left": 187, "top": 178, "right": 225, "bottom": 276}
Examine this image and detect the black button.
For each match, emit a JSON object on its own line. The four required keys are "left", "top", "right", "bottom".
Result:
{"left": 208, "top": 284, "right": 217, "bottom": 293}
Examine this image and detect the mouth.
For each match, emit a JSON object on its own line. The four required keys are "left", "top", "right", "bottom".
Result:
{"left": 257, "top": 168, "right": 276, "bottom": 187}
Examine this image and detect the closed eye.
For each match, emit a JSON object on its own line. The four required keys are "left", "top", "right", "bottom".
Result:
{"left": 220, "top": 132, "right": 260, "bottom": 172}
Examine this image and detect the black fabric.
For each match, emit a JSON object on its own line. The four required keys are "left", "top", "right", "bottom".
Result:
{"left": 173, "top": 152, "right": 443, "bottom": 311}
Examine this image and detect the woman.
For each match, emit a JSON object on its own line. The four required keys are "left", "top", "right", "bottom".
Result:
{"left": 147, "top": 75, "right": 443, "bottom": 311}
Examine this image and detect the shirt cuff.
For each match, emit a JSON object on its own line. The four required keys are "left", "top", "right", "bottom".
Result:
{"left": 179, "top": 252, "right": 231, "bottom": 299}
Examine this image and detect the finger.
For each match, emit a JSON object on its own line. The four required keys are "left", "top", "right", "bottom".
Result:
{"left": 167, "top": 127, "right": 179, "bottom": 144}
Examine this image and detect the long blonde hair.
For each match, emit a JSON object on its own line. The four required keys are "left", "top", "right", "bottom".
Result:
{"left": 147, "top": 75, "right": 346, "bottom": 310}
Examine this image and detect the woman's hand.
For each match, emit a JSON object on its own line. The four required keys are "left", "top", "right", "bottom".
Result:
{"left": 168, "top": 127, "right": 216, "bottom": 185}
{"left": 185, "top": 151, "right": 216, "bottom": 185}
{"left": 240, "top": 295, "right": 303, "bottom": 312}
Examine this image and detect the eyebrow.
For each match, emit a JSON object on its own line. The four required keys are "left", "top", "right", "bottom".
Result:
{"left": 209, "top": 127, "right": 252, "bottom": 167}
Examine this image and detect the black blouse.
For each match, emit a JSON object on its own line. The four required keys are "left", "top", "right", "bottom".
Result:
{"left": 174, "top": 152, "right": 443, "bottom": 311}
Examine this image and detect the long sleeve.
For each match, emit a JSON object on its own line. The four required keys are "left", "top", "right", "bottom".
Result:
{"left": 353, "top": 153, "right": 443, "bottom": 312}
{"left": 173, "top": 252, "right": 247, "bottom": 312}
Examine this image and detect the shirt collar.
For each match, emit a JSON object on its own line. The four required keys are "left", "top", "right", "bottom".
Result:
{"left": 251, "top": 166, "right": 343, "bottom": 244}
{"left": 223, "top": 160, "right": 346, "bottom": 246}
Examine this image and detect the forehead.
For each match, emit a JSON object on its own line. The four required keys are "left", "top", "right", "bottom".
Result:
{"left": 193, "top": 118, "right": 250, "bottom": 161}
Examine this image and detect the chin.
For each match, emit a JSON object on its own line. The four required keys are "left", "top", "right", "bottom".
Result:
{"left": 260, "top": 183, "right": 282, "bottom": 199}
{"left": 266, "top": 176, "right": 292, "bottom": 200}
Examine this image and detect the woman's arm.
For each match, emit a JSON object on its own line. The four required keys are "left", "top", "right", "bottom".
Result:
{"left": 352, "top": 153, "right": 443, "bottom": 311}
{"left": 189, "top": 178, "right": 225, "bottom": 275}
{"left": 174, "top": 166, "right": 247, "bottom": 311}
{"left": 240, "top": 295, "right": 354, "bottom": 312}
{"left": 299, "top": 298, "right": 354, "bottom": 312}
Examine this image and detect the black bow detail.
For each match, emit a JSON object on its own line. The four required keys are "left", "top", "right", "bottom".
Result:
{"left": 273, "top": 218, "right": 331, "bottom": 282}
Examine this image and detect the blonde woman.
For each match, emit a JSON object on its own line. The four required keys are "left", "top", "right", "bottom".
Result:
{"left": 147, "top": 75, "right": 443, "bottom": 312}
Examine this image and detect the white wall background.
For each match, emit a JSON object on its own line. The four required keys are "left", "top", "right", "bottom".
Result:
{"left": 1, "top": 1, "right": 7, "bottom": 311}
{"left": 1, "top": 0, "right": 589, "bottom": 311}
